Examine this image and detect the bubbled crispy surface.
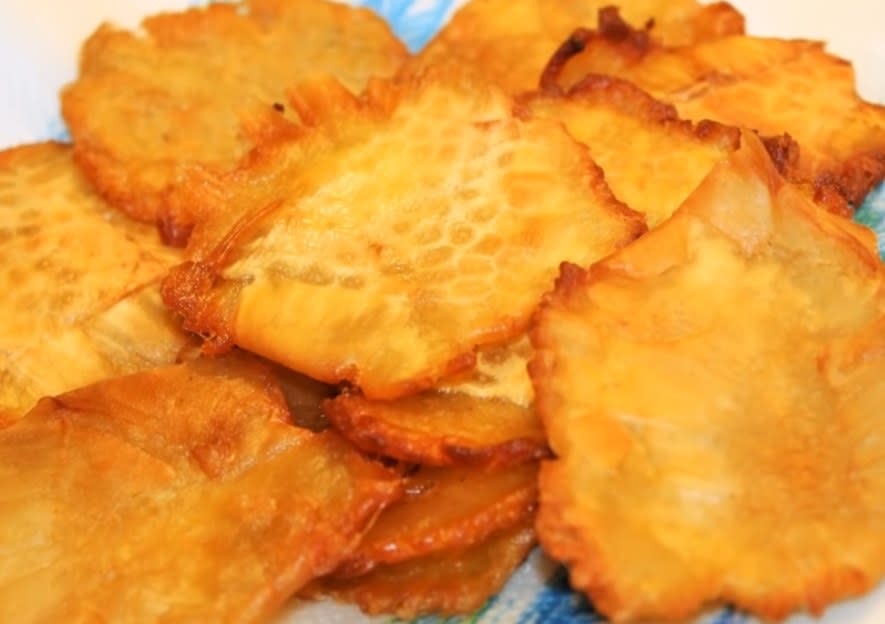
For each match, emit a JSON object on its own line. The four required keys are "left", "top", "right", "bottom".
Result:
{"left": 0, "top": 143, "right": 185, "bottom": 417}
{"left": 162, "top": 69, "right": 644, "bottom": 399}
{"left": 531, "top": 133, "right": 885, "bottom": 622}
{"left": 61, "top": 0, "right": 407, "bottom": 227}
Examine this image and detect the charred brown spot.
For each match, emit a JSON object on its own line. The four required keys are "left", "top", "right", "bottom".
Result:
{"left": 157, "top": 214, "right": 194, "bottom": 248}
{"left": 760, "top": 133, "right": 801, "bottom": 179}
{"left": 539, "top": 7, "right": 651, "bottom": 92}
{"left": 272, "top": 102, "right": 285, "bottom": 113}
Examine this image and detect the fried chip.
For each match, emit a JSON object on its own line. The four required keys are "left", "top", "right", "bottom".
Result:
{"left": 326, "top": 390, "right": 546, "bottom": 468}
{"left": 311, "top": 521, "right": 536, "bottom": 619}
{"left": 530, "top": 132, "right": 885, "bottom": 622}
{"left": 409, "top": 0, "right": 743, "bottom": 95}
{"left": 161, "top": 70, "right": 644, "bottom": 399}
{"left": 335, "top": 462, "right": 538, "bottom": 577}
{"left": 61, "top": 0, "right": 407, "bottom": 233}
{"left": 549, "top": 24, "right": 885, "bottom": 208}
{"left": 523, "top": 75, "right": 739, "bottom": 228}
{"left": 0, "top": 143, "right": 189, "bottom": 417}
{"left": 0, "top": 355, "right": 402, "bottom": 623}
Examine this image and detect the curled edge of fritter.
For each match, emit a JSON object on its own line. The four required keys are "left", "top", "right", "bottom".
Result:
{"left": 528, "top": 133, "right": 885, "bottom": 622}
{"left": 325, "top": 390, "right": 549, "bottom": 468}
{"left": 334, "top": 461, "right": 539, "bottom": 578}
{"left": 305, "top": 520, "right": 537, "bottom": 619}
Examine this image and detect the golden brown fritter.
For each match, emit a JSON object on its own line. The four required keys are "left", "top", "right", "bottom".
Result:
{"left": 531, "top": 133, "right": 885, "bottom": 622}
{"left": 0, "top": 143, "right": 189, "bottom": 418}
{"left": 0, "top": 355, "right": 402, "bottom": 623}
{"left": 408, "top": 0, "right": 744, "bottom": 94}
{"left": 523, "top": 74, "right": 740, "bottom": 228}
{"left": 548, "top": 19, "right": 885, "bottom": 209}
{"left": 61, "top": 0, "right": 407, "bottom": 235}
{"left": 161, "top": 69, "right": 644, "bottom": 399}
{"left": 308, "top": 521, "right": 536, "bottom": 619}
{"left": 334, "top": 462, "right": 538, "bottom": 578}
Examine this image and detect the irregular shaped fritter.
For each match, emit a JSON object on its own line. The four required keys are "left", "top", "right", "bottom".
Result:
{"left": 162, "top": 70, "right": 644, "bottom": 399}
{"left": 334, "top": 462, "right": 538, "bottom": 578}
{"left": 523, "top": 75, "right": 739, "bottom": 228}
{"left": 0, "top": 143, "right": 188, "bottom": 417}
{"left": 0, "top": 355, "right": 402, "bottom": 624}
{"left": 61, "top": 0, "right": 407, "bottom": 233}
{"left": 326, "top": 390, "right": 546, "bottom": 467}
{"left": 310, "top": 521, "right": 536, "bottom": 619}
{"left": 530, "top": 133, "right": 885, "bottom": 622}
{"left": 409, "top": 0, "right": 743, "bottom": 94}
{"left": 550, "top": 24, "right": 885, "bottom": 208}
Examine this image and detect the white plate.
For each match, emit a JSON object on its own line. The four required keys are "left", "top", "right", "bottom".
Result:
{"left": 1, "top": 1, "right": 883, "bottom": 623}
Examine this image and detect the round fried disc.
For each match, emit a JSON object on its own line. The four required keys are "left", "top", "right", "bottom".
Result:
{"left": 61, "top": 0, "right": 407, "bottom": 233}
{"left": 161, "top": 69, "right": 644, "bottom": 399}
{"left": 531, "top": 132, "right": 885, "bottom": 622}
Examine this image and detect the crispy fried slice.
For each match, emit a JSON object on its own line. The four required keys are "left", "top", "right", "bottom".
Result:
{"left": 310, "top": 521, "right": 536, "bottom": 619}
{"left": 523, "top": 75, "right": 739, "bottom": 228}
{"left": 162, "top": 70, "right": 644, "bottom": 399}
{"left": 0, "top": 285, "right": 193, "bottom": 419}
{"left": 61, "top": 0, "right": 407, "bottom": 232}
{"left": 325, "top": 390, "right": 546, "bottom": 468}
{"left": 0, "top": 355, "right": 402, "bottom": 623}
{"left": 551, "top": 24, "right": 885, "bottom": 208}
{"left": 530, "top": 132, "right": 885, "bottom": 622}
{"left": 409, "top": 0, "right": 743, "bottom": 95}
{"left": 334, "top": 462, "right": 538, "bottom": 577}
{"left": 0, "top": 143, "right": 188, "bottom": 417}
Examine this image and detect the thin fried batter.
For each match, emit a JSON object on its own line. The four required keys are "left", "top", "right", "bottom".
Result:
{"left": 0, "top": 355, "right": 402, "bottom": 623}
{"left": 531, "top": 133, "right": 885, "bottom": 622}
{"left": 334, "top": 462, "right": 538, "bottom": 577}
{"left": 61, "top": 0, "right": 407, "bottom": 233}
{"left": 162, "top": 70, "right": 644, "bottom": 399}
{"left": 523, "top": 75, "right": 739, "bottom": 228}
{"left": 549, "top": 22, "right": 885, "bottom": 208}
{"left": 409, "top": 0, "right": 743, "bottom": 94}
{"left": 325, "top": 382, "right": 546, "bottom": 468}
{"left": 0, "top": 143, "right": 189, "bottom": 417}
{"left": 311, "top": 521, "right": 536, "bottom": 619}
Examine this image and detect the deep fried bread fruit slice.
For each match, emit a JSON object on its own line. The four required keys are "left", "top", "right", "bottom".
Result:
{"left": 0, "top": 355, "right": 402, "bottom": 623}
{"left": 334, "top": 461, "right": 538, "bottom": 577}
{"left": 523, "top": 75, "right": 739, "bottom": 228}
{"left": 326, "top": 390, "right": 546, "bottom": 467}
{"left": 551, "top": 26, "right": 885, "bottom": 208}
{"left": 530, "top": 132, "right": 885, "bottom": 622}
{"left": 0, "top": 143, "right": 188, "bottom": 417}
{"left": 61, "top": 0, "right": 407, "bottom": 232}
{"left": 162, "top": 71, "right": 644, "bottom": 399}
{"left": 410, "top": 0, "right": 743, "bottom": 95}
{"left": 310, "top": 521, "right": 536, "bottom": 619}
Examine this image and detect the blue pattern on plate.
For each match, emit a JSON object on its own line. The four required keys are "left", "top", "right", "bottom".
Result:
{"left": 855, "top": 183, "right": 885, "bottom": 259}
{"left": 357, "top": 0, "right": 457, "bottom": 51}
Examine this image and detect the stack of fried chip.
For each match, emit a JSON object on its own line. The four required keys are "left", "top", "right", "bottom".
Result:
{"left": 2, "top": 0, "right": 885, "bottom": 622}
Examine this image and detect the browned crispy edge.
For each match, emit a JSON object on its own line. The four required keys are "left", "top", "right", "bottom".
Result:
{"left": 324, "top": 392, "right": 550, "bottom": 469}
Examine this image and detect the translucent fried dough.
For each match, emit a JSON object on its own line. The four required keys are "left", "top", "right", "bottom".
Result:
{"left": 309, "top": 521, "right": 537, "bottom": 619}
{"left": 0, "top": 143, "right": 188, "bottom": 417}
{"left": 334, "top": 461, "right": 538, "bottom": 577}
{"left": 531, "top": 133, "right": 885, "bottom": 622}
{"left": 550, "top": 21, "right": 885, "bottom": 209}
{"left": 409, "top": 0, "right": 744, "bottom": 94}
{"left": 0, "top": 355, "right": 402, "bottom": 623}
{"left": 162, "top": 70, "right": 644, "bottom": 399}
{"left": 61, "top": 0, "right": 407, "bottom": 234}
{"left": 523, "top": 74, "right": 739, "bottom": 228}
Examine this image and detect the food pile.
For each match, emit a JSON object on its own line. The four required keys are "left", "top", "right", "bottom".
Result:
{"left": 1, "top": 0, "right": 885, "bottom": 622}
